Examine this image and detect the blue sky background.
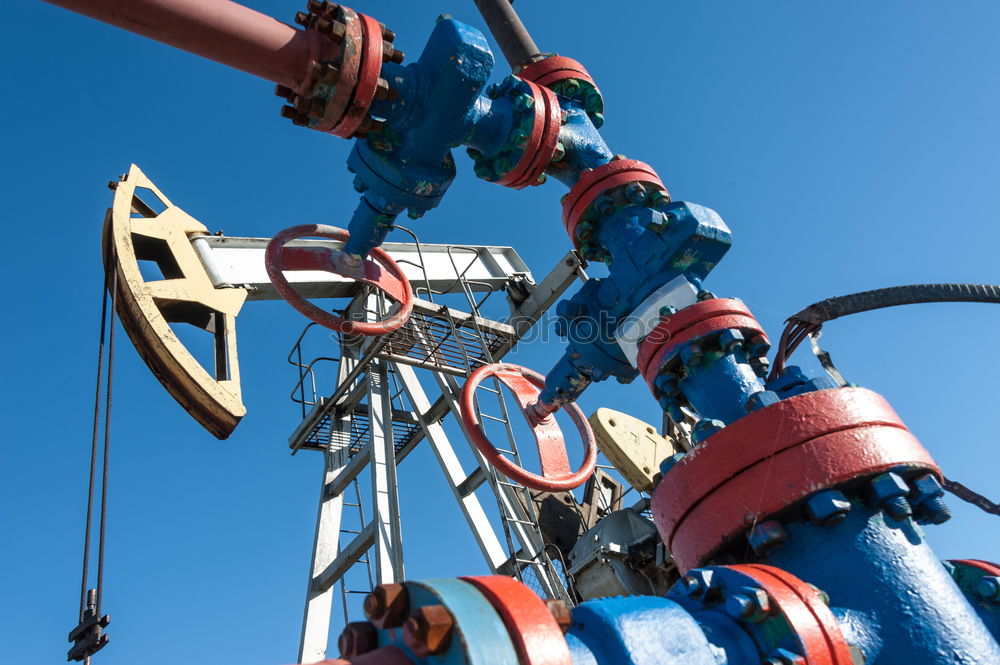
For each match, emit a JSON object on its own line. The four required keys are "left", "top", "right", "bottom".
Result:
{"left": 4, "top": 1, "right": 1000, "bottom": 663}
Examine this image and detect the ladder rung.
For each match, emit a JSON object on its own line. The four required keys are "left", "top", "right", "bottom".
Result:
{"left": 480, "top": 413, "right": 508, "bottom": 423}
{"left": 505, "top": 518, "right": 537, "bottom": 526}
{"left": 340, "top": 529, "right": 362, "bottom": 534}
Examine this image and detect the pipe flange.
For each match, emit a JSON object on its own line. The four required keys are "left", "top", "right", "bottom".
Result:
{"left": 561, "top": 158, "right": 670, "bottom": 260}
{"left": 668, "top": 564, "right": 856, "bottom": 665}
{"left": 519, "top": 55, "right": 604, "bottom": 127}
{"left": 651, "top": 387, "right": 941, "bottom": 571}
{"left": 637, "top": 298, "right": 767, "bottom": 390}
{"left": 460, "top": 576, "right": 572, "bottom": 665}
{"left": 276, "top": 1, "right": 398, "bottom": 138}
{"left": 467, "top": 75, "right": 563, "bottom": 190}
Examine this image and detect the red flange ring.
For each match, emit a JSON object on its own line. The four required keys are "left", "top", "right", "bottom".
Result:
{"left": 496, "top": 81, "right": 562, "bottom": 190}
{"left": 460, "top": 363, "right": 596, "bottom": 492}
{"left": 460, "top": 576, "right": 572, "bottom": 665}
{"left": 650, "top": 387, "right": 941, "bottom": 571}
{"left": 635, "top": 298, "right": 760, "bottom": 378}
{"left": 561, "top": 160, "right": 666, "bottom": 247}
{"left": 518, "top": 56, "right": 596, "bottom": 89}
{"left": 312, "top": 6, "right": 363, "bottom": 133}
{"left": 730, "top": 564, "right": 856, "bottom": 665}
{"left": 264, "top": 224, "right": 413, "bottom": 336}
{"left": 669, "top": 425, "right": 938, "bottom": 571}
{"left": 332, "top": 12, "right": 383, "bottom": 137}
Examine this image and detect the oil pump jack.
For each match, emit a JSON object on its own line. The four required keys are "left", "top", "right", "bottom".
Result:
{"left": 35, "top": 1, "right": 1000, "bottom": 664}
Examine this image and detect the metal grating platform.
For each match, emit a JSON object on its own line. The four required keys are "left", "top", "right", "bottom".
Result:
{"left": 376, "top": 300, "right": 514, "bottom": 376}
{"left": 294, "top": 402, "right": 422, "bottom": 454}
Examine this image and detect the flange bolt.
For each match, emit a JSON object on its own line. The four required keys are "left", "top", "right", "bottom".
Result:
{"left": 363, "top": 583, "right": 410, "bottom": 628}
{"left": 544, "top": 598, "right": 572, "bottom": 633}
{"left": 337, "top": 622, "right": 378, "bottom": 658}
{"left": 725, "top": 588, "right": 771, "bottom": 623}
{"left": 908, "top": 474, "right": 952, "bottom": 525}
{"left": 867, "top": 472, "right": 913, "bottom": 522}
{"left": 402, "top": 604, "right": 455, "bottom": 658}
{"left": 804, "top": 489, "right": 852, "bottom": 526}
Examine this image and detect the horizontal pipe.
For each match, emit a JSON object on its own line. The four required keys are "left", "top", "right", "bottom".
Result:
{"left": 43, "top": 0, "right": 334, "bottom": 90}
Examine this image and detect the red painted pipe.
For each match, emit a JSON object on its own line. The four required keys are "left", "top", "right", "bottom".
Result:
{"left": 42, "top": 0, "right": 335, "bottom": 90}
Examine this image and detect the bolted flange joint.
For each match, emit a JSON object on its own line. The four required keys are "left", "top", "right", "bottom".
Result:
{"left": 468, "top": 75, "right": 562, "bottom": 189}
{"left": 278, "top": 1, "right": 397, "bottom": 138}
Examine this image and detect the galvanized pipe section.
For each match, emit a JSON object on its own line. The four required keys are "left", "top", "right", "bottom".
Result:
{"left": 42, "top": 0, "right": 332, "bottom": 90}
{"left": 471, "top": 0, "right": 540, "bottom": 68}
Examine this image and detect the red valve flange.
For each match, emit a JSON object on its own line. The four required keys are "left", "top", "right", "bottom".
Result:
{"left": 461, "top": 576, "right": 572, "bottom": 665}
{"left": 278, "top": 2, "right": 396, "bottom": 138}
{"left": 460, "top": 363, "right": 596, "bottom": 492}
{"left": 264, "top": 224, "right": 413, "bottom": 336}
{"left": 651, "top": 387, "right": 941, "bottom": 571}
{"left": 561, "top": 159, "right": 668, "bottom": 249}
{"left": 637, "top": 298, "right": 768, "bottom": 390}
{"left": 496, "top": 80, "right": 562, "bottom": 190}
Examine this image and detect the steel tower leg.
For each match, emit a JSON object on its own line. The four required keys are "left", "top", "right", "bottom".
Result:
{"left": 367, "top": 358, "right": 404, "bottom": 582}
{"left": 392, "top": 362, "right": 508, "bottom": 571}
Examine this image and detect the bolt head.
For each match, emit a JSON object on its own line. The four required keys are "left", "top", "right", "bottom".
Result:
{"left": 692, "top": 418, "right": 724, "bottom": 443}
{"left": 725, "top": 588, "right": 771, "bottom": 622}
{"left": 544, "top": 598, "right": 572, "bottom": 633}
{"left": 804, "top": 489, "right": 852, "bottom": 526}
{"left": 747, "top": 520, "right": 788, "bottom": 556}
{"left": 676, "top": 568, "right": 721, "bottom": 603}
{"left": 363, "top": 583, "right": 409, "bottom": 628}
{"left": 659, "top": 452, "right": 685, "bottom": 477}
{"left": 337, "top": 622, "right": 378, "bottom": 658}
{"left": 718, "top": 329, "right": 745, "bottom": 353}
{"left": 976, "top": 576, "right": 1000, "bottom": 601}
{"left": 867, "top": 472, "right": 910, "bottom": 504}
{"left": 909, "top": 473, "right": 944, "bottom": 502}
{"left": 403, "top": 604, "right": 455, "bottom": 658}
{"left": 745, "top": 390, "right": 780, "bottom": 413}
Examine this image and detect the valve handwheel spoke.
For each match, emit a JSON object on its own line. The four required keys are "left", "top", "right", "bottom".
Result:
{"left": 460, "top": 363, "right": 596, "bottom": 492}
{"left": 264, "top": 224, "right": 413, "bottom": 336}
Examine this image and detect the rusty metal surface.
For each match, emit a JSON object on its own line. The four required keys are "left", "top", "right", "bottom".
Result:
{"left": 44, "top": 0, "right": 334, "bottom": 90}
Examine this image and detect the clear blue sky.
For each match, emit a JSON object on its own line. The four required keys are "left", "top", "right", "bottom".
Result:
{"left": 4, "top": 1, "right": 1000, "bottom": 664}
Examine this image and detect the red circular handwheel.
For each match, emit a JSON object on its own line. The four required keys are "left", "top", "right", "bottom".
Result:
{"left": 264, "top": 224, "right": 413, "bottom": 336}
{"left": 460, "top": 363, "right": 596, "bottom": 492}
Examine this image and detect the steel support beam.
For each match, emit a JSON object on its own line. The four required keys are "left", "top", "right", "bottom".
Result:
{"left": 367, "top": 358, "right": 404, "bottom": 582}
{"left": 392, "top": 362, "right": 507, "bottom": 571}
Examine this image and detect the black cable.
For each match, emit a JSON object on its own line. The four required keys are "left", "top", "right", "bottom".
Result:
{"left": 79, "top": 268, "right": 111, "bottom": 620}
{"left": 96, "top": 265, "right": 117, "bottom": 613}
{"left": 788, "top": 283, "right": 1000, "bottom": 326}
{"left": 771, "top": 284, "right": 1000, "bottom": 379}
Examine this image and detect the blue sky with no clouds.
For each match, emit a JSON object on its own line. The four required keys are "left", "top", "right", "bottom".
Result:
{"left": 3, "top": 1, "right": 1000, "bottom": 664}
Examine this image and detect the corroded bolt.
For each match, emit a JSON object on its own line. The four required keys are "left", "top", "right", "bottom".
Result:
{"left": 294, "top": 11, "right": 311, "bottom": 26}
{"left": 337, "top": 621, "right": 378, "bottom": 658}
{"left": 403, "top": 604, "right": 455, "bottom": 658}
{"left": 374, "top": 78, "right": 395, "bottom": 101}
{"left": 274, "top": 84, "right": 295, "bottom": 100}
{"left": 544, "top": 598, "right": 572, "bottom": 633}
{"left": 389, "top": 48, "right": 405, "bottom": 64}
{"left": 363, "top": 583, "right": 410, "bottom": 628}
